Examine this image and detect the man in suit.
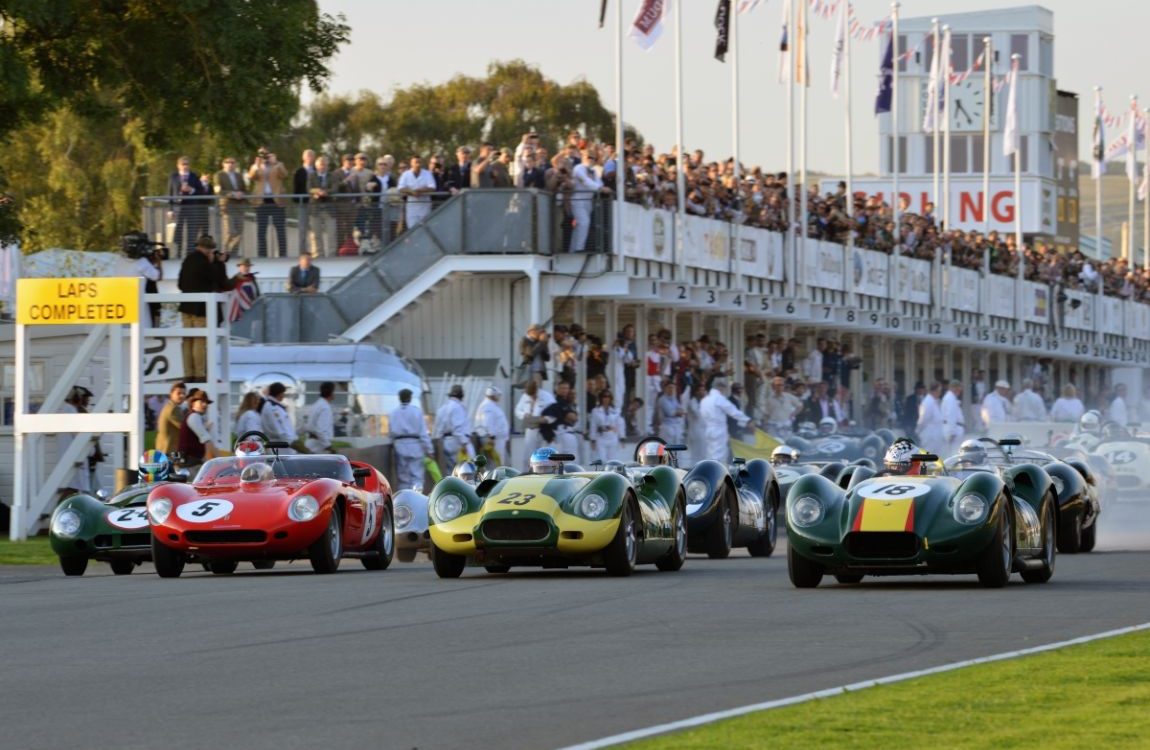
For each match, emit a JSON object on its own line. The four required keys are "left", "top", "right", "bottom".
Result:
{"left": 246, "top": 148, "right": 289, "bottom": 257}
{"left": 292, "top": 149, "right": 316, "bottom": 255}
{"left": 446, "top": 146, "right": 471, "bottom": 194}
{"left": 518, "top": 153, "right": 547, "bottom": 189}
{"left": 306, "top": 155, "right": 335, "bottom": 257}
{"left": 334, "top": 153, "right": 357, "bottom": 252}
{"left": 427, "top": 154, "right": 448, "bottom": 210}
{"left": 286, "top": 253, "right": 320, "bottom": 294}
{"left": 168, "top": 156, "right": 209, "bottom": 255}
{"left": 213, "top": 156, "right": 246, "bottom": 255}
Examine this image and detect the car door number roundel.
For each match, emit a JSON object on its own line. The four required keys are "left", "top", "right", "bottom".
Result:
{"left": 816, "top": 440, "right": 845, "bottom": 454}
{"left": 176, "top": 499, "right": 234, "bottom": 523}
{"left": 106, "top": 507, "right": 150, "bottom": 529}
{"left": 1104, "top": 449, "right": 1136, "bottom": 465}
{"left": 856, "top": 482, "right": 930, "bottom": 500}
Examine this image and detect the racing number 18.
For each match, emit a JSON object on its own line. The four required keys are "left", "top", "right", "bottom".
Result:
{"left": 872, "top": 484, "right": 915, "bottom": 496}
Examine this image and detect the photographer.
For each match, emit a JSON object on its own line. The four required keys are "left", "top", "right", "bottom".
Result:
{"left": 247, "top": 148, "right": 288, "bottom": 257}
{"left": 135, "top": 245, "right": 163, "bottom": 327}
{"left": 177, "top": 236, "right": 233, "bottom": 382}
{"left": 546, "top": 154, "right": 573, "bottom": 250}
{"left": 519, "top": 324, "right": 550, "bottom": 385}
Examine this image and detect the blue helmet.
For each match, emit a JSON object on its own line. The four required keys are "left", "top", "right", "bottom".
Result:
{"left": 530, "top": 447, "right": 560, "bottom": 475}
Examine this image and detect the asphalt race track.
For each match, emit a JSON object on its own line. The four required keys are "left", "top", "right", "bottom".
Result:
{"left": 3, "top": 529, "right": 1150, "bottom": 750}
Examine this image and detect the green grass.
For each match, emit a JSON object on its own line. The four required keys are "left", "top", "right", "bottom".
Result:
{"left": 626, "top": 629, "right": 1150, "bottom": 749}
{"left": 0, "top": 536, "right": 57, "bottom": 566}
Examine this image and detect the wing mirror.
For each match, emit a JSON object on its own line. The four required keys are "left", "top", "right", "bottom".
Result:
{"left": 353, "top": 467, "right": 371, "bottom": 486}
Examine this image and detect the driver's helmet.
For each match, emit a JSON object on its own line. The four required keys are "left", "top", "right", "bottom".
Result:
{"left": 530, "top": 447, "right": 561, "bottom": 475}
{"left": 883, "top": 439, "right": 922, "bottom": 475}
{"left": 604, "top": 460, "right": 626, "bottom": 474}
{"left": 138, "top": 449, "right": 170, "bottom": 484}
{"left": 797, "top": 421, "right": 817, "bottom": 438}
{"left": 1078, "top": 410, "right": 1102, "bottom": 436}
{"left": 235, "top": 436, "right": 266, "bottom": 457}
{"left": 452, "top": 460, "right": 478, "bottom": 484}
{"left": 818, "top": 417, "right": 837, "bottom": 436}
{"left": 640, "top": 441, "right": 667, "bottom": 467}
{"left": 770, "top": 445, "right": 800, "bottom": 466}
{"left": 957, "top": 439, "right": 989, "bottom": 467}
{"left": 239, "top": 462, "right": 275, "bottom": 483}
{"left": 1101, "top": 421, "right": 1130, "bottom": 441}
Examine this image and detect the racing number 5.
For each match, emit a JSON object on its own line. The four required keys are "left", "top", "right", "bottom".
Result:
{"left": 191, "top": 501, "right": 221, "bottom": 517}
{"left": 497, "top": 492, "right": 536, "bottom": 506}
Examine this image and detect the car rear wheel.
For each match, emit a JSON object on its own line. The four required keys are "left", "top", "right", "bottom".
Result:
{"left": 787, "top": 544, "right": 824, "bottom": 588}
{"left": 109, "top": 560, "right": 134, "bottom": 576}
{"left": 308, "top": 507, "right": 343, "bottom": 574}
{"left": 251, "top": 560, "right": 276, "bottom": 570}
{"left": 209, "top": 560, "right": 239, "bottom": 575}
{"left": 706, "top": 490, "right": 734, "bottom": 559}
{"left": 397, "top": 548, "right": 418, "bottom": 563}
{"left": 834, "top": 573, "right": 864, "bottom": 584}
{"left": 976, "top": 497, "right": 1013, "bottom": 588}
{"left": 656, "top": 495, "right": 687, "bottom": 572}
{"left": 747, "top": 496, "right": 778, "bottom": 558}
{"left": 1056, "top": 508, "right": 1083, "bottom": 554}
{"left": 603, "top": 499, "right": 639, "bottom": 577}
{"left": 152, "top": 537, "right": 186, "bottom": 579}
{"left": 1080, "top": 520, "right": 1097, "bottom": 552}
{"left": 431, "top": 543, "right": 466, "bottom": 578}
{"left": 59, "top": 556, "right": 88, "bottom": 577}
{"left": 1021, "top": 500, "right": 1056, "bottom": 584}
{"left": 361, "top": 503, "right": 395, "bottom": 571}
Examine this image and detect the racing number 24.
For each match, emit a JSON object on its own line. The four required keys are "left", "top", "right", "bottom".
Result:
{"left": 497, "top": 492, "right": 536, "bottom": 506}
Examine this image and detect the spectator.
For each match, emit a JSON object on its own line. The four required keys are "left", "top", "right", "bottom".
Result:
{"left": 155, "top": 382, "right": 188, "bottom": 454}
{"left": 388, "top": 388, "right": 433, "bottom": 491}
{"left": 303, "top": 381, "right": 336, "bottom": 453}
{"left": 168, "top": 155, "right": 209, "bottom": 255}
{"left": 1012, "top": 379, "right": 1047, "bottom": 422}
{"left": 306, "top": 155, "right": 336, "bottom": 257}
{"left": 656, "top": 380, "right": 686, "bottom": 444}
{"left": 916, "top": 382, "right": 946, "bottom": 457}
{"left": 427, "top": 155, "right": 448, "bottom": 209}
{"left": 398, "top": 155, "right": 437, "bottom": 229}
{"left": 293, "top": 149, "right": 316, "bottom": 252}
{"left": 589, "top": 391, "right": 625, "bottom": 463}
{"left": 474, "top": 386, "right": 510, "bottom": 466}
{"left": 177, "top": 235, "right": 232, "bottom": 382}
{"left": 491, "top": 148, "right": 513, "bottom": 187}
{"left": 247, "top": 148, "right": 289, "bottom": 258}
{"left": 214, "top": 156, "right": 247, "bottom": 256}
{"left": 135, "top": 243, "right": 163, "bottom": 327}
{"left": 446, "top": 146, "right": 472, "bottom": 194}
{"left": 518, "top": 153, "right": 547, "bottom": 189}
{"left": 233, "top": 391, "right": 263, "bottom": 438}
{"left": 539, "top": 380, "right": 580, "bottom": 457}
{"left": 178, "top": 392, "right": 219, "bottom": 469}
{"left": 335, "top": 153, "right": 357, "bottom": 250}
{"left": 570, "top": 149, "right": 604, "bottom": 252}
{"left": 941, "top": 380, "right": 965, "bottom": 456}
{"left": 981, "top": 380, "right": 1013, "bottom": 427}
{"left": 57, "top": 386, "right": 102, "bottom": 495}
{"left": 700, "top": 378, "right": 751, "bottom": 463}
{"left": 902, "top": 381, "right": 926, "bottom": 436}
{"left": 287, "top": 253, "right": 320, "bottom": 294}
{"left": 260, "top": 382, "right": 297, "bottom": 451}
{"left": 1108, "top": 383, "right": 1129, "bottom": 425}
{"left": 364, "top": 155, "right": 400, "bottom": 249}
{"left": 864, "top": 378, "right": 893, "bottom": 430}
{"left": 433, "top": 384, "right": 475, "bottom": 474}
{"left": 515, "top": 379, "right": 556, "bottom": 469}
{"left": 762, "top": 376, "right": 802, "bottom": 434}
{"left": 1050, "top": 384, "right": 1085, "bottom": 422}
{"left": 519, "top": 324, "right": 550, "bottom": 384}
{"left": 545, "top": 153, "right": 574, "bottom": 249}
{"left": 471, "top": 143, "right": 496, "bottom": 188}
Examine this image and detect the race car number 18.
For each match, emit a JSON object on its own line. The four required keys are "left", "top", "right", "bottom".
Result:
{"left": 858, "top": 482, "right": 930, "bottom": 500}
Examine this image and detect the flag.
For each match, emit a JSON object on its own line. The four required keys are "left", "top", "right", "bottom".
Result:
{"left": 599, "top": 0, "right": 608, "bottom": 28}
{"left": 777, "top": 0, "right": 791, "bottom": 84}
{"left": 228, "top": 275, "right": 260, "bottom": 322}
{"left": 629, "top": 0, "right": 669, "bottom": 50}
{"left": 1140, "top": 160, "right": 1149, "bottom": 202}
{"left": 714, "top": 0, "right": 731, "bottom": 62}
{"left": 1128, "top": 98, "right": 1139, "bottom": 182}
{"left": 874, "top": 31, "right": 893, "bottom": 115}
{"left": 1002, "top": 56, "right": 1020, "bottom": 157}
{"left": 729, "top": 428, "right": 782, "bottom": 462}
{"left": 830, "top": 0, "right": 846, "bottom": 97}
{"left": 737, "top": 0, "right": 762, "bottom": 13}
{"left": 1094, "top": 93, "right": 1104, "bottom": 180}
{"left": 922, "top": 31, "right": 940, "bottom": 132}
{"left": 794, "top": 0, "right": 808, "bottom": 86}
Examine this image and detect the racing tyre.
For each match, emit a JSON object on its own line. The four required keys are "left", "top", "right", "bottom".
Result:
{"left": 308, "top": 507, "right": 343, "bottom": 574}
{"left": 361, "top": 504, "right": 395, "bottom": 570}
{"left": 833, "top": 573, "right": 864, "bottom": 584}
{"left": 1080, "top": 520, "right": 1097, "bottom": 553}
{"left": 396, "top": 548, "right": 418, "bottom": 563}
{"left": 109, "top": 560, "right": 134, "bottom": 576}
{"left": 209, "top": 560, "right": 239, "bottom": 575}
{"left": 705, "top": 490, "right": 735, "bottom": 559}
{"left": 1021, "top": 500, "right": 1056, "bottom": 584}
{"left": 431, "top": 543, "right": 466, "bottom": 578}
{"left": 484, "top": 564, "right": 511, "bottom": 574}
{"left": 747, "top": 496, "right": 778, "bottom": 558}
{"left": 1056, "top": 509, "right": 1083, "bottom": 554}
{"left": 976, "top": 497, "right": 1013, "bottom": 588}
{"left": 603, "top": 498, "right": 639, "bottom": 577}
{"left": 787, "top": 544, "right": 824, "bottom": 588}
{"left": 656, "top": 495, "right": 688, "bottom": 572}
{"left": 251, "top": 560, "right": 276, "bottom": 570}
{"left": 152, "top": 537, "right": 186, "bottom": 579}
{"left": 59, "top": 556, "right": 88, "bottom": 577}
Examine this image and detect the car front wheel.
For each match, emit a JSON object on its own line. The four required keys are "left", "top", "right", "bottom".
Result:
{"left": 656, "top": 496, "right": 687, "bottom": 572}
{"left": 431, "top": 543, "right": 466, "bottom": 578}
{"left": 109, "top": 560, "right": 134, "bottom": 576}
{"left": 706, "top": 493, "right": 734, "bottom": 559}
{"left": 787, "top": 544, "right": 824, "bottom": 588}
{"left": 603, "top": 499, "right": 639, "bottom": 576}
{"left": 152, "top": 537, "right": 186, "bottom": 579}
{"left": 308, "top": 507, "right": 343, "bottom": 574}
{"left": 361, "top": 503, "right": 395, "bottom": 571}
{"left": 976, "top": 497, "right": 1013, "bottom": 588}
{"left": 1021, "top": 500, "right": 1056, "bottom": 584}
{"left": 59, "top": 556, "right": 88, "bottom": 577}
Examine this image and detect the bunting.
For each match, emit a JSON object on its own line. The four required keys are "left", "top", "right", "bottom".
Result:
{"left": 737, "top": 0, "right": 763, "bottom": 12}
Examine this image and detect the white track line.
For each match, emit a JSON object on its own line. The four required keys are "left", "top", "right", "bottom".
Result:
{"left": 556, "top": 621, "right": 1150, "bottom": 750}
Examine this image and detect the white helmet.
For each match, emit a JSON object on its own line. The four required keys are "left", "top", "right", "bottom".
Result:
{"left": 771, "top": 445, "right": 800, "bottom": 466}
{"left": 818, "top": 417, "right": 837, "bottom": 436}
{"left": 1078, "top": 410, "right": 1101, "bottom": 436}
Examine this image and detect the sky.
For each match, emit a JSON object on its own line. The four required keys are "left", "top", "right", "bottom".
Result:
{"left": 315, "top": 0, "right": 1146, "bottom": 176}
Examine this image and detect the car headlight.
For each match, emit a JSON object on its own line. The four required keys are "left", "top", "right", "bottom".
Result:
{"left": 954, "top": 493, "right": 988, "bottom": 524}
{"left": 433, "top": 493, "right": 464, "bottom": 522}
{"left": 394, "top": 503, "right": 413, "bottom": 530}
{"left": 578, "top": 493, "right": 608, "bottom": 520}
{"left": 790, "top": 495, "right": 824, "bottom": 527}
{"left": 289, "top": 495, "right": 320, "bottom": 522}
{"left": 51, "top": 508, "right": 82, "bottom": 538}
{"left": 148, "top": 498, "right": 172, "bottom": 525}
{"left": 685, "top": 479, "right": 709, "bottom": 503}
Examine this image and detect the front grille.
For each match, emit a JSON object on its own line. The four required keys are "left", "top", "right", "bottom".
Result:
{"left": 845, "top": 532, "right": 919, "bottom": 559}
{"left": 481, "top": 518, "right": 550, "bottom": 542}
{"left": 184, "top": 530, "right": 267, "bottom": 544}
{"left": 93, "top": 533, "right": 151, "bottom": 549}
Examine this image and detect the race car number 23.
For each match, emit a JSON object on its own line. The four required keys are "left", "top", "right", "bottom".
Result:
{"left": 858, "top": 482, "right": 930, "bottom": 500}
{"left": 497, "top": 492, "right": 536, "bottom": 506}
{"left": 175, "top": 499, "right": 235, "bottom": 523}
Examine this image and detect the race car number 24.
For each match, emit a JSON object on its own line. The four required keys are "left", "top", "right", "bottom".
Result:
{"left": 106, "top": 507, "right": 150, "bottom": 529}
{"left": 175, "top": 499, "right": 235, "bottom": 523}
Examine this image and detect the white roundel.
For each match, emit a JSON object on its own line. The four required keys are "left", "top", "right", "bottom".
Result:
{"left": 106, "top": 507, "right": 151, "bottom": 530}
{"left": 176, "top": 499, "right": 235, "bottom": 523}
{"left": 1104, "top": 449, "right": 1137, "bottom": 465}
{"left": 775, "top": 468, "right": 798, "bottom": 482}
{"left": 816, "top": 440, "right": 846, "bottom": 454}
{"left": 855, "top": 481, "right": 931, "bottom": 500}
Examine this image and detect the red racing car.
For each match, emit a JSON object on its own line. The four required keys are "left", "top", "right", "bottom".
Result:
{"left": 147, "top": 435, "right": 394, "bottom": 577}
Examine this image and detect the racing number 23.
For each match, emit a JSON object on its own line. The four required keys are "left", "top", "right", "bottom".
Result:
{"left": 498, "top": 492, "right": 536, "bottom": 506}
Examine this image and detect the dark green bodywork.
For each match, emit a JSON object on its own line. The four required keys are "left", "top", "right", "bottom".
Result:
{"left": 49, "top": 484, "right": 157, "bottom": 568}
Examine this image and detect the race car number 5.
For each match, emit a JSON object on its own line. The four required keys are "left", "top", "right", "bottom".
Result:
{"left": 175, "top": 499, "right": 235, "bottom": 523}
{"left": 106, "top": 507, "right": 150, "bottom": 529}
{"left": 857, "top": 482, "right": 930, "bottom": 500}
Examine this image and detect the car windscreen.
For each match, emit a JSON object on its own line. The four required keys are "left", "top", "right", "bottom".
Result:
{"left": 194, "top": 455, "right": 353, "bottom": 484}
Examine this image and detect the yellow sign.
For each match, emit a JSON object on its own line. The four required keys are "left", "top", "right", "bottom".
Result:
{"left": 17, "top": 277, "right": 141, "bottom": 325}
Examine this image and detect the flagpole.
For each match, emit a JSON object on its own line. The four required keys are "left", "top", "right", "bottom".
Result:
{"left": 982, "top": 36, "right": 992, "bottom": 236}
{"left": 1128, "top": 95, "right": 1138, "bottom": 265}
{"left": 675, "top": 0, "right": 686, "bottom": 279}
{"left": 786, "top": 0, "right": 796, "bottom": 299}
{"left": 1144, "top": 106, "right": 1149, "bottom": 270}
{"left": 942, "top": 25, "right": 952, "bottom": 231}
{"left": 930, "top": 19, "right": 940, "bottom": 210}
{"left": 732, "top": 3, "right": 742, "bottom": 289}
{"left": 614, "top": 0, "right": 624, "bottom": 267}
{"left": 843, "top": 0, "right": 853, "bottom": 254}
{"left": 799, "top": 0, "right": 808, "bottom": 279}
{"left": 1012, "top": 54, "right": 1023, "bottom": 257}
{"left": 1095, "top": 86, "right": 1104, "bottom": 265}
{"left": 892, "top": 3, "right": 901, "bottom": 251}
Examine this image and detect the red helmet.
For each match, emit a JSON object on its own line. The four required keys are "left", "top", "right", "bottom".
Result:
{"left": 640, "top": 442, "right": 667, "bottom": 467}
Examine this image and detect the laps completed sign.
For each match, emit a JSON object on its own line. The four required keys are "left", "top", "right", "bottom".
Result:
{"left": 17, "top": 278, "right": 140, "bottom": 325}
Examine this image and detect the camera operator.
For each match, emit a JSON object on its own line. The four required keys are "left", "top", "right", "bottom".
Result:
{"left": 135, "top": 245, "right": 164, "bottom": 327}
{"left": 177, "top": 236, "right": 233, "bottom": 382}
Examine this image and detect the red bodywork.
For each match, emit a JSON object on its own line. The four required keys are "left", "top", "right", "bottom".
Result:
{"left": 148, "top": 456, "right": 391, "bottom": 562}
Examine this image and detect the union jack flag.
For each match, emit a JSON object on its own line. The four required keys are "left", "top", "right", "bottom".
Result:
{"left": 228, "top": 275, "right": 260, "bottom": 322}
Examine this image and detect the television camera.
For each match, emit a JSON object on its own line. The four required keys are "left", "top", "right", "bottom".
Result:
{"left": 120, "top": 231, "right": 169, "bottom": 261}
